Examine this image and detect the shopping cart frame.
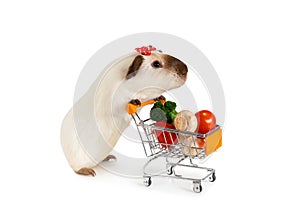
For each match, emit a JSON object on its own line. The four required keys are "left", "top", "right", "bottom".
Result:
{"left": 128, "top": 99, "right": 221, "bottom": 193}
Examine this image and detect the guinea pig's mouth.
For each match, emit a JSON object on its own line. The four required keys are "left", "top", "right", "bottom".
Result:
{"left": 174, "top": 65, "right": 188, "bottom": 82}
{"left": 172, "top": 68, "right": 188, "bottom": 84}
{"left": 167, "top": 71, "right": 187, "bottom": 89}
{"left": 179, "top": 72, "right": 188, "bottom": 83}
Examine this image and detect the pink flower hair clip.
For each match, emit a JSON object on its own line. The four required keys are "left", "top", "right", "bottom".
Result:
{"left": 135, "top": 45, "right": 157, "bottom": 56}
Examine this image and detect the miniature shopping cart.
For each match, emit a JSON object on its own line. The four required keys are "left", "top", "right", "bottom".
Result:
{"left": 127, "top": 99, "right": 222, "bottom": 193}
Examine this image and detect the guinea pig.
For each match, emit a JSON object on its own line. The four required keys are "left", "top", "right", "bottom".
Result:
{"left": 60, "top": 51, "right": 188, "bottom": 176}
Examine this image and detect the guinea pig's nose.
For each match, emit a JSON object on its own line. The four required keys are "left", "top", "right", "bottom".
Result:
{"left": 175, "top": 60, "right": 188, "bottom": 76}
{"left": 177, "top": 63, "right": 188, "bottom": 75}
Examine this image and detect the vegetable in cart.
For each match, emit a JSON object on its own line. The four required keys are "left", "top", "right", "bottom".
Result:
{"left": 150, "top": 100, "right": 178, "bottom": 124}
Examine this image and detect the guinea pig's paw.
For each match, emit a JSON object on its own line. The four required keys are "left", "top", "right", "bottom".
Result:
{"left": 154, "top": 95, "right": 166, "bottom": 102}
{"left": 103, "top": 154, "right": 117, "bottom": 162}
{"left": 129, "top": 99, "right": 141, "bottom": 105}
{"left": 75, "top": 168, "right": 96, "bottom": 177}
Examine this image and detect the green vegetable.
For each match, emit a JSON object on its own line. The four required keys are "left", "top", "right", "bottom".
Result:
{"left": 150, "top": 100, "right": 178, "bottom": 124}
{"left": 164, "top": 101, "right": 177, "bottom": 111}
{"left": 152, "top": 101, "right": 164, "bottom": 110}
{"left": 166, "top": 109, "right": 178, "bottom": 124}
{"left": 150, "top": 108, "right": 167, "bottom": 122}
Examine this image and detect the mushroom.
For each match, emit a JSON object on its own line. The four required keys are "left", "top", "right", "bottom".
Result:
{"left": 179, "top": 135, "right": 205, "bottom": 156}
{"left": 174, "top": 110, "right": 204, "bottom": 156}
{"left": 174, "top": 110, "right": 198, "bottom": 132}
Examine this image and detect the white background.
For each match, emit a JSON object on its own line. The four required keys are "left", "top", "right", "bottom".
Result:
{"left": 1, "top": 0, "right": 299, "bottom": 207}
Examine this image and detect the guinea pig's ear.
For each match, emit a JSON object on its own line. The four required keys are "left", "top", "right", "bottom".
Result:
{"left": 126, "top": 55, "right": 144, "bottom": 79}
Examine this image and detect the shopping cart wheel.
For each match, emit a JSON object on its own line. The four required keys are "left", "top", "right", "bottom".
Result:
{"left": 208, "top": 172, "right": 216, "bottom": 182}
{"left": 167, "top": 167, "right": 173, "bottom": 175}
{"left": 143, "top": 176, "right": 152, "bottom": 187}
{"left": 193, "top": 181, "right": 202, "bottom": 193}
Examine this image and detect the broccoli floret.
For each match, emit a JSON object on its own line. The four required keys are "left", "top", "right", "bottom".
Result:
{"left": 150, "top": 108, "right": 167, "bottom": 122}
{"left": 150, "top": 100, "right": 178, "bottom": 124}
{"left": 152, "top": 101, "right": 164, "bottom": 110}
{"left": 166, "top": 109, "right": 178, "bottom": 124}
{"left": 164, "top": 101, "right": 177, "bottom": 111}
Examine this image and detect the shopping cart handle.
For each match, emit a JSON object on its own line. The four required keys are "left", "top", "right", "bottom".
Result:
{"left": 126, "top": 97, "right": 165, "bottom": 115}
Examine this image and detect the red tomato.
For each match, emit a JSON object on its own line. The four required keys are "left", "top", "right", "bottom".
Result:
{"left": 154, "top": 121, "right": 178, "bottom": 149}
{"left": 196, "top": 138, "right": 205, "bottom": 148}
{"left": 195, "top": 110, "right": 216, "bottom": 134}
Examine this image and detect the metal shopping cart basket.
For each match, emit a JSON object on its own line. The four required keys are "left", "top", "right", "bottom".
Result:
{"left": 127, "top": 99, "right": 222, "bottom": 193}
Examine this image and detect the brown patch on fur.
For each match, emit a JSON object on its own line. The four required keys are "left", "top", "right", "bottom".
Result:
{"left": 126, "top": 55, "right": 144, "bottom": 79}
{"left": 162, "top": 54, "right": 188, "bottom": 80}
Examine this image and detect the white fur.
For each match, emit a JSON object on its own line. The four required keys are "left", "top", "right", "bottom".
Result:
{"left": 61, "top": 52, "right": 185, "bottom": 172}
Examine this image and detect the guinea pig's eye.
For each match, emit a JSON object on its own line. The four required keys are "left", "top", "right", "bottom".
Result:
{"left": 152, "top": 61, "right": 162, "bottom": 68}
